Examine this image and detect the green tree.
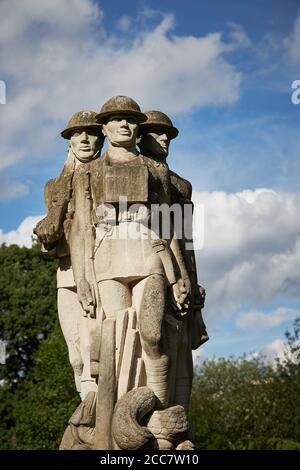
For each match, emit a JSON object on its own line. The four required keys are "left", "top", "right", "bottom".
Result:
{"left": 0, "top": 243, "right": 58, "bottom": 385}
{"left": 11, "top": 324, "right": 79, "bottom": 449}
{"left": 0, "top": 243, "right": 79, "bottom": 449}
{"left": 190, "top": 356, "right": 274, "bottom": 449}
{"left": 267, "top": 318, "right": 300, "bottom": 444}
{"left": 190, "top": 318, "right": 300, "bottom": 450}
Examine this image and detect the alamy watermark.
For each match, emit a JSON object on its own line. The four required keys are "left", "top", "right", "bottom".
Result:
{"left": 94, "top": 197, "right": 205, "bottom": 251}
{"left": 0, "top": 340, "right": 6, "bottom": 364}
{"left": 0, "top": 80, "right": 6, "bottom": 104}
{"left": 291, "top": 80, "right": 300, "bottom": 104}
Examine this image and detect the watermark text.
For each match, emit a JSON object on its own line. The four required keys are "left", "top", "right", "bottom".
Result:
{"left": 94, "top": 197, "right": 205, "bottom": 250}
{"left": 291, "top": 80, "right": 300, "bottom": 104}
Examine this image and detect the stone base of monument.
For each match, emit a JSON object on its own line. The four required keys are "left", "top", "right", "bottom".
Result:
{"left": 59, "top": 387, "right": 193, "bottom": 450}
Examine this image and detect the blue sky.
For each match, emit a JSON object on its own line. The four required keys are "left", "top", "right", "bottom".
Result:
{"left": 0, "top": 0, "right": 300, "bottom": 362}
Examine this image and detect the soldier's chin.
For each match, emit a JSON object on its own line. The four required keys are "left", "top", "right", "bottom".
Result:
{"left": 77, "top": 151, "right": 96, "bottom": 162}
{"left": 111, "top": 137, "right": 135, "bottom": 148}
{"left": 114, "top": 136, "right": 133, "bottom": 144}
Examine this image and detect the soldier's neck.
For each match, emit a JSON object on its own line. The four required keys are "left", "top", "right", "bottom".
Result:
{"left": 107, "top": 145, "right": 139, "bottom": 164}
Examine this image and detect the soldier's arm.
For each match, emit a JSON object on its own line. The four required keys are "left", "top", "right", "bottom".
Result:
{"left": 183, "top": 195, "right": 208, "bottom": 347}
{"left": 169, "top": 170, "right": 193, "bottom": 284}
{"left": 170, "top": 235, "right": 190, "bottom": 287}
{"left": 34, "top": 152, "right": 75, "bottom": 248}
{"left": 169, "top": 231, "right": 191, "bottom": 314}
{"left": 69, "top": 168, "right": 94, "bottom": 316}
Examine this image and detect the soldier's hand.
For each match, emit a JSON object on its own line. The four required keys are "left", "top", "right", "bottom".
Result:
{"left": 33, "top": 216, "right": 63, "bottom": 246}
{"left": 182, "top": 276, "right": 192, "bottom": 297}
{"left": 77, "top": 278, "right": 95, "bottom": 317}
{"left": 171, "top": 279, "right": 191, "bottom": 315}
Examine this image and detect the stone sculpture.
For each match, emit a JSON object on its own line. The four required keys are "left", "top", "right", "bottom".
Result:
{"left": 34, "top": 110, "right": 104, "bottom": 399}
{"left": 34, "top": 96, "right": 208, "bottom": 450}
{"left": 139, "top": 111, "right": 208, "bottom": 413}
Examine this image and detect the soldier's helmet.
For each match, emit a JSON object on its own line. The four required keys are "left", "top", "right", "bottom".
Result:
{"left": 61, "top": 110, "right": 103, "bottom": 139}
{"left": 139, "top": 110, "right": 179, "bottom": 139}
{"left": 96, "top": 96, "right": 147, "bottom": 124}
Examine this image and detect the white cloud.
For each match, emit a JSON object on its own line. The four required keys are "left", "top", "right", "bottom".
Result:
{"left": 0, "top": 0, "right": 243, "bottom": 172}
{"left": 244, "top": 339, "right": 287, "bottom": 365}
{"left": 259, "top": 339, "right": 287, "bottom": 364}
{"left": 0, "top": 215, "right": 42, "bottom": 247}
{"left": 236, "top": 308, "right": 299, "bottom": 331}
{"left": 193, "top": 189, "right": 300, "bottom": 320}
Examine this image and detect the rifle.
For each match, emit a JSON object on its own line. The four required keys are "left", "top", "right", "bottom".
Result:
{"left": 83, "top": 171, "right": 104, "bottom": 376}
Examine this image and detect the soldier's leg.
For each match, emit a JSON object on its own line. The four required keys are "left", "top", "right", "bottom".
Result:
{"left": 98, "top": 279, "right": 132, "bottom": 315}
{"left": 79, "top": 315, "right": 98, "bottom": 399}
{"left": 133, "top": 274, "right": 169, "bottom": 408}
{"left": 57, "top": 287, "right": 83, "bottom": 394}
{"left": 79, "top": 281, "right": 132, "bottom": 400}
{"left": 58, "top": 287, "right": 98, "bottom": 400}
{"left": 97, "top": 280, "right": 132, "bottom": 422}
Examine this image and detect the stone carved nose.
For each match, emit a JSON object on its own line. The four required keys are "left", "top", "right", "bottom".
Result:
{"left": 80, "top": 131, "right": 88, "bottom": 140}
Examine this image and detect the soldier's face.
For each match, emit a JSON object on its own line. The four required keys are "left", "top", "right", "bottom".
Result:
{"left": 142, "top": 131, "right": 170, "bottom": 159}
{"left": 103, "top": 115, "right": 138, "bottom": 147}
{"left": 70, "top": 129, "right": 101, "bottom": 162}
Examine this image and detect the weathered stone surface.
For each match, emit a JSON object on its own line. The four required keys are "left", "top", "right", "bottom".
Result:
{"left": 34, "top": 98, "right": 208, "bottom": 450}
{"left": 147, "top": 405, "right": 189, "bottom": 443}
{"left": 112, "top": 386, "right": 156, "bottom": 450}
{"left": 59, "top": 391, "right": 96, "bottom": 450}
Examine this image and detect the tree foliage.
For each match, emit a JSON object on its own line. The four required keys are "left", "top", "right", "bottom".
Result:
{"left": 0, "top": 243, "right": 78, "bottom": 449}
{"left": 11, "top": 324, "right": 79, "bottom": 450}
{"left": 0, "top": 243, "right": 58, "bottom": 385}
{"left": 190, "top": 318, "right": 300, "bottom": 450}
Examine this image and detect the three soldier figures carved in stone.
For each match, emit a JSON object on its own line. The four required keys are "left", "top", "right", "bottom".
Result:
{"left": 34, "top": 96, "right": 208, "bottom": 451}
